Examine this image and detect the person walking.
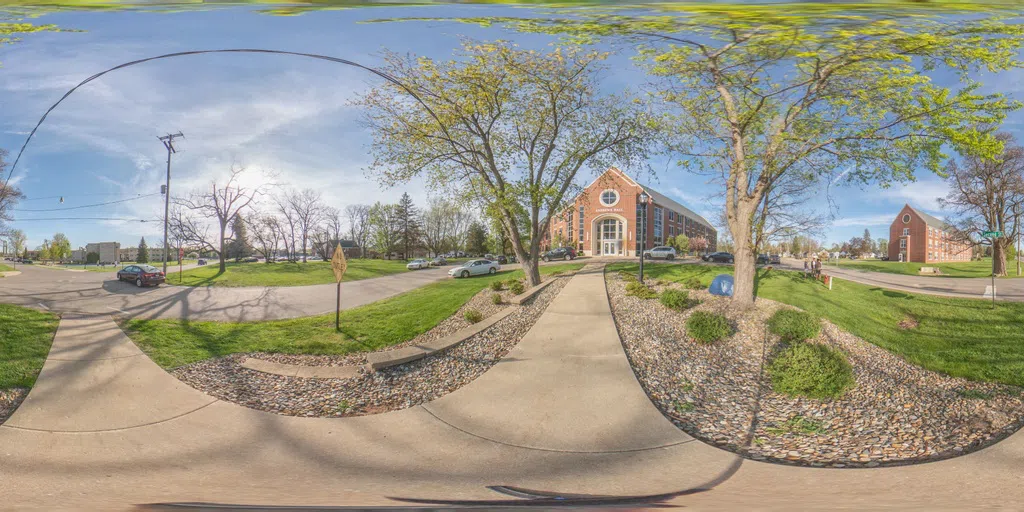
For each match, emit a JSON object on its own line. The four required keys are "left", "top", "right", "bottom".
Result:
{"left": 803, "top": 259, "right": 810, "bottom": 278}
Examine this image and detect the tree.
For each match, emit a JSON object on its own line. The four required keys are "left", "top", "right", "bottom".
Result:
{"left": 672, "top": 234, "right": 690, "bottom": 254}
{"left": 172, "top": 164, "right": 271, "bottom": 272}
{"left": 0, "top": 149, "right": 25, "bottom": 233}
{"left": 690, "top": 235, "right": 709, "bottom": 254}
{"left": 396, "top": 192, "right": 422, "bottom": 260}
{"left": 137, "top": 237, "right": 149, "bottom": 263}
{"left": 940, "top": 132, "right": 1024, "bottom": 276}
{"left": 227, "top": 216, "right": 252, "bottom": 262}
{"left": 249, "top": 213, "right": 281, "bottom": 262}
{"left": 6, "top": 229, "right": 26, "bottom": 258}
{"left": 49, "top": 233, "right": 71, "bottom": 262}
{"left": 285, "top": 188, "right": 323, "bottom": 263}
{"left": 355, "top": 40, "right": 655, "bottom": 286}
{"left": 86, "top": 252, "right": 99, "bottom": 265}
{"left": 464, "top": 10, "right": 1024, "bottom": 305}
{"left": 367, "top": 202, "right": 401, "bottom": 259}
{"left": 345, "top": 204, "right": 371, "bottom": 258}
{"left": 465, "top": 221, "right": 488, "bottom": 256}
{"left": 422, "top": 198, "right": 465, "bottom": 257}
{"left": 861, "top": 229, "right": 873, "bottom": 256}
{"left": 877, "top": 238, "right": 888, "bottom": 256}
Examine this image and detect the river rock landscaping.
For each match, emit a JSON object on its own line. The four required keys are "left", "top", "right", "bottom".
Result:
{"left": 0, "top": 388, "right": 28, "bottom": 425}
{"left": 169, "top": 274, "right": 570, "bottom": 417}
{"left": 606, "top": 270, "right": 1024, "bottom": 467}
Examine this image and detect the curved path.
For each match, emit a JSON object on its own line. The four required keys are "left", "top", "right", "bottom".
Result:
{"left": 0, "top": 263, "right": 454, "bottom": 321}
{"left": 779, "top": 257, "right": 1024, "bottom": 302}
{"left": 1, "top": 264, "right": 1023, "bottom": 510}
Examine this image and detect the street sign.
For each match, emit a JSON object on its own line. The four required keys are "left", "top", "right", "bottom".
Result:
{"left": 331, "top": 243, "right": 347, "bottom": 282}
{"left": 982, "top": 231, "right": 1003, "bottom": 238}
{"left": 179, "top": 248, "right": 184, "bottom": 260}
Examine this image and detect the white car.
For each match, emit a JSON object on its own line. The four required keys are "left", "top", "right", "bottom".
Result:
{"left": 407, "top": 258, "right": 430, "bottom": 270}
{"left": 448, "top": 259, "right": 500, "bottom": 278}
{"left": 643, "top": 246, "right": 677, "bottom": 260}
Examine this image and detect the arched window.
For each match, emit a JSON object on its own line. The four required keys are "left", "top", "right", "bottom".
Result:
{"left": 599, "top": 218, "right": 622, "bottom": 240}
{"left": 600, "top": 189, "right": 619, "bottom": 207}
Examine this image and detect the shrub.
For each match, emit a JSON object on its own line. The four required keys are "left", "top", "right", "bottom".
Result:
{"left": 625, "top": 280, "right": 657, "bottom": 299}
{"left": 768, "top": 343, "right": 854, "bottom": 399}
{"left": 491, "top": 293, "right": 503, "bottom": 305}
{"left": 767, "top": 309, "right": 821, "bottom": 343}
{"left": 659, "top": 288, "right": 690, "bottom": 310}
{"left": 509, "top": 280, "right": 525, "bottom": 295}
{"left": 684, "top": 277, "right": 703, "bottom": 290}
{"left": 686, "top": 311, "right": 731, "bottom": 343}
{"left": 618, "top": 270, "right": 638, "bottom": 282}
{"left": 489, "top": 280, "right": 503, "bottom": 291}
{"left": 464, "top": 309, "right": 483, "bottom": 323}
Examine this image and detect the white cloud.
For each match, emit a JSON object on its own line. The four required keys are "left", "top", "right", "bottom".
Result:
{"left": 831, "top": 213, "right": 895, "bottom": 228}
{"left": 875, "top": 178, "right": 950, "bottom": 211}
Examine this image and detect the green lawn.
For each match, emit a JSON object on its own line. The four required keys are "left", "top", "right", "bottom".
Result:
{"left": 172, "top": 259, "right": 413, "bottom": 287}
{"left": 611, "top": 263, "right": 1024, "bottom": 388}
{"left": 0, "top": 304, "right": 61, "bottom": 389}
{"left": 120, "top": 263, "right": 584, "bottom": 368}
{"left": 834, "top": 258, "right": 1023, "bottom": 278}
{"left": 0, "top": 264, "right": 13, "bottom": 272}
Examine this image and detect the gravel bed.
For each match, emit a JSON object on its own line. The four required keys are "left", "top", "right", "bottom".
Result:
{"left": 170, "top": 275, "right": 570, "bottom": 417}
{"left": 607, "top": 271, "right": 1024, "bottom": 467}
{"left": 0, "top": 388, "right": 28, "bottom": 425}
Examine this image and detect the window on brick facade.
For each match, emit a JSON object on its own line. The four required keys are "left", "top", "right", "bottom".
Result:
{"left": 653, "top": 206, "right": 663, "bottom": 244}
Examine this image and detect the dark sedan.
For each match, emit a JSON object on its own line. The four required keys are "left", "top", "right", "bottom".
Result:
{"left": 117, "top": 264, "right": 166, "bottom": 287}
{"left": 542, "top": 247, "right": 576, "bottom": 261}
{"left": 702, "top": 252, "right": 735, "bottom": 263}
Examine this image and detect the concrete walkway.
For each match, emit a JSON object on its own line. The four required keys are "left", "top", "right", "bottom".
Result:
{"left": 2, "top": 266, "right": 1023, "bottom": 510}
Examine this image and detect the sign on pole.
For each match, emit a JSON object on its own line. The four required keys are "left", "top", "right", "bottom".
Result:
{"left": 331, "top": 243, "right": 348, "bottom": 331}
{"left": 982, "top": 231, "right": 1003, "bottom": 238}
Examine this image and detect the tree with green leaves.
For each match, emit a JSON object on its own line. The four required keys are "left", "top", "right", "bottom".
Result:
{"left": 672, "top": 234, "right": 690, "bottom": 255}
{"left": 354, "top": 39, "right": 655, "bottom": 285}
{"left": 137, "top": 237, "right": 149, "bottom": 263}
{"left": 49, "top": 232, "right": 71, "bottom": 262}
{"left": 86, "top": 252, "right": 99, "bottom": 265}
{"left": 367, "top": 202, "right": 401, "bottom": 259}
{"left": 227, "top": 215, "right": 253, "bottom": 262}
{"left": 465, "top": 221, "right": 488, "bottom": 256}
{"left": 441, "top": 8, "right": 1024, "bottom": 305}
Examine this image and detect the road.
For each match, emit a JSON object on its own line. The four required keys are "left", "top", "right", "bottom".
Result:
{"left": 779, "top": 257, "right": 1024, "bottom": 302}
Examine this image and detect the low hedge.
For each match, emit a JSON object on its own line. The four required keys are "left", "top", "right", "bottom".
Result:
{"left": 625, "top": 280, "right": 657, "bottom": 299}
{"left": 767, "top": 309, "right": 821, "bottom": 343}
{"left": 768, "top": 342, "right": 854, "bottom": 399}
{"left": 659, "top": 288, "right": 690, "bottom": 310}
{"left": 464, "top": 309, "right": 483, "bottom": 323}
{"left": 489, "top": 281, "right": 503, "bottom": 291}
{"left": 509, "top": 280, "right": 525, "bottom": 295}
{"left": 686, "top": 311, "right": 731, "bottom": 343}
{"left": 684, "top": 277, "right": 703, "bottom": 290}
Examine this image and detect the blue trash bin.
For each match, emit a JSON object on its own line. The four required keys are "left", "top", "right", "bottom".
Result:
{"left": 709, "top": 274, "right": 734, "bottom": 297}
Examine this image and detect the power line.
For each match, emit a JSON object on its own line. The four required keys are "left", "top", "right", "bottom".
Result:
{"left": 22, "top": 192, "right": 138, "bottom": 202}
{"left": 12, "top": 193, "right": 160, "bottom": 212}
{"left": 9, "top": 217, "right": 158, "bottom": 222}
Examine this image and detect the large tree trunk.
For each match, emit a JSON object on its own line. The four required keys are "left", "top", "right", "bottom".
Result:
{"left": 993, "top": 241, "right": 1008, "bottom": 277}
{"left": 219, "top": 222, "right": 227, "bottom": 273}
{"left": 729, "top": 215, "right": 757, "bottom": 308}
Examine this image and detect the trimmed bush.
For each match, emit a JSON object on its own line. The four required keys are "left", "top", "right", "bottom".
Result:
{"left": 464, "top": 309, "right": 483, "bottom": 323}
{"left": 491, "top": 293, "right": 503, "bottom": 305}
{"left": 509, "top": 280, "right": 525, "bottom": 295}
{"left": 768, "top": 343, "right": 854, "bottom": 399}
{"left": 686, "top": 311, "right": 731, "bottom": 343}
{"left": 489, "top": 281, "right": 503, "bottom": 291}
{"left": 767, "top": 309, "right": 821, "bottom": 343}
{"left": 625, "top": 280, "right": 657, "bottom": 299}
{"left": 618, "top": 270, "right": 638, "bottom": 282}
{"left": 684, "top": 277, "right": 703, "bottom": 290}
{"left": 659, "top": 288, "right": 690, "bottom": 310}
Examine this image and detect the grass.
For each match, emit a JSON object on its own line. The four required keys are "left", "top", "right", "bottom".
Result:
{"left": 609, "top": 262, "right": 1024, "bottom": 388}
{"left": 835, "top": 257, "right": 1023, "bottom": 278}
{"left": 768, "top": 342, "right": 855, "bottom": 399}
{"left": 0, "top": 263, "right": 13, "bottom": 272}
{"left": 767, "top": 309, "right": 821, "bottom": 343}
{"left": 765, "top": 415, "right": 826, "bottom": 436}
{"left": 686, "top": 311, "right": 732, "bottom": 344}
{"left": 0, "top": 304, "right": 61, "bottom": 390}
{"left": 120, "top": 263, "right": 583, "bottom": 369}
{"left": 173, "top": 259, "right": 413, "bottom": 287}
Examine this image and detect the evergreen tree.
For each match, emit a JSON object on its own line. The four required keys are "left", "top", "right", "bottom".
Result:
{"left": 227, "top": 216, "right": 253, "bottom": 262}
{"left": 137, "top": 237, "right": 149, "bottom": 263}
{"left": 395, "top": 192, "right": 422, "bottom": 259}
{"left": 465, "top": 221, "right": 488, "bottom": 256}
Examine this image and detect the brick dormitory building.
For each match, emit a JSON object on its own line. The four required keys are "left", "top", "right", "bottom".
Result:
{"left": 545, "top": 167, "right": 717, "bottom": 257}
{"left": 887, "top": 204, "right": 971, "bottom": 263}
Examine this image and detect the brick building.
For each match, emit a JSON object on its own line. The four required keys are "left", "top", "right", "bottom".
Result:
{"left": 887, "top": 204, "right": 971, "bottom": 263}
{"left": 546, "top": 168, "right": 717, "bottom": 257}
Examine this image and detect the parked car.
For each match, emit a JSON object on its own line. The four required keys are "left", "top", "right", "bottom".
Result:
{"left": 242, "top": 257, "right": 259, "bottom": 263}
{"left": 881, "top": 255, "right": 890, "bottom": 261}
{"left": 117, "top": 264, "right": 165, "bottom": 287}
{"left": 542, "top": 247, "right": 576, "bottom": 262}
{"left": 769, "top": 254, "right": 781, "bottom": 264}
{"left": 643, "top": 246, "right": 677, "bottom": 260}
{"left": 430, "top": 256, "right": 447, "bottom": 266}
{"left": 197, "top": 259, "right": 208, "bottom": 266}
{"left": 757, "top": 254, "right": 770, "bottom": 265}
{"left": 22, "top": 259, "right": 33, "bottom": 264}
{"left": 407, "top": 258, "right": 430, "bottom": 270}
{"left": 448, "top": 259, "right": 500, "bottom": 278}
{"left": 703, "top": 252, "right": 735, "bottom": 263}
{"left": 495, "top": 255, "right": 508, "bottom": 264}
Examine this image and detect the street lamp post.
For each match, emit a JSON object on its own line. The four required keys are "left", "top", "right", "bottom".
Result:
{"left": 638, "top": 191, "right": 649, "bottom": 284}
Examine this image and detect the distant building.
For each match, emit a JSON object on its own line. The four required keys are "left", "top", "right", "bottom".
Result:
{"left": 887, "top": 204, "right": 971, "bottom": 263}
{"left": 323, "top": 239, "right": 362, "bottom": 259}
{"left": 85, "top": 242, "right": 121, "bottom": 265}
{"left": 546, "top": 167, "right": 717, "bottom": 256}
{"left": 119, "top": 246, "right": 167, "bottom": 263}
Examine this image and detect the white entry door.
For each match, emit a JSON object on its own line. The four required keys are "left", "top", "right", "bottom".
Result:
{"left": 603, "top": 240, "right": 616, "bottom": 256}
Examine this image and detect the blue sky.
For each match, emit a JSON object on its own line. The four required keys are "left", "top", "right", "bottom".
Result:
{"left": 1, "top": 5, "right": 1022, "bottom": 251}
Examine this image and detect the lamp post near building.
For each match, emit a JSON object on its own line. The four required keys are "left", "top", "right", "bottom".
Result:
{"left": 638, "top": 191, "right": 649, "bottom": 284}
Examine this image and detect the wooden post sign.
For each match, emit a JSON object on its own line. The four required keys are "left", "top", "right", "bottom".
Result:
{"left": 331, "top": 243, "right": 347, "bottom": 331}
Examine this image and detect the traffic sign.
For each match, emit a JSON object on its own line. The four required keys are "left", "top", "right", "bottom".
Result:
{"left": 331, "top": 243, "right": 347, "bottom": 282}
{"left": 179, "top": 248, "right": 184, "bottom": 260}
{"left": 982, "top": 231, "right": 1003, "bottom": 238}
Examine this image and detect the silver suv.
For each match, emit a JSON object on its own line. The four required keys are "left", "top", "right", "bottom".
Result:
{"left": 642, "top": 246, "right": 677, "bottom": 260}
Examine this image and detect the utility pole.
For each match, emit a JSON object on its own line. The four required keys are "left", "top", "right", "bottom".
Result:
{"left": 158, "top": 132, "right": 184, "bottom": 275}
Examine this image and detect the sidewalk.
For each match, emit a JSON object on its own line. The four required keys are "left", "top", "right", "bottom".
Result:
{"left": 1, "top": 266, "right": 1023, "bottom": 510}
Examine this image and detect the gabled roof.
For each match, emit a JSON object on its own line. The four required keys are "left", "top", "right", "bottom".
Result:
{"left": 577, "top": 167, "right": 717, "bottom": 233}
{"left": 906, "top": 204, "right": 949, "bottom": 230}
